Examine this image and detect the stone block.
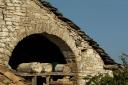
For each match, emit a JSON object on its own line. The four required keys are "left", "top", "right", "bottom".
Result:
{"left": 0, "top": 38, "right": 10, "bottom": 42}
{"left": 0, "top": 0, "right": 5, "bottom": 7}
{"left": 17, "top": 62, "right": 43, "bottom": 73}
{"left": 6, "top": 3, "right": 14, "bottom": 6}
{"left": 54, "top": 64, "right": 71, "bottom": 74}
{"left": 6, "top": 21, "right": 12, "bottom": 25}
{"left": 0, "top": 43, "right": 5, "bottom": 47}
{"left": 6, "top": 6, "right": 15, "bottom": 10}
{"left": 0, "top": 32, "right": 9, "bottom": 37}
{"left": 41, "top": 63, "right": 52, "bottom": 72}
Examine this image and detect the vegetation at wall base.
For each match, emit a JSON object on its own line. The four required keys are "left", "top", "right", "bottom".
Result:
{"left": 84, "top": 53, "right": 128, "bottom": 85}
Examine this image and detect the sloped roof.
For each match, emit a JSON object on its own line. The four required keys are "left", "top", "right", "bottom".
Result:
{"left": 39, "top": 0, "right": 116, "bottom": 65}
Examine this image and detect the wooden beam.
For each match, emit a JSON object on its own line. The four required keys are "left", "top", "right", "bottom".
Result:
{"left": 15, "top": 72, "right": 76, "bottom": 77}
{"left": 0, "top": 64, "right": 25, "bottom": 85}
{"left": 32, "top": 76, "right": 37, "bottom": 85}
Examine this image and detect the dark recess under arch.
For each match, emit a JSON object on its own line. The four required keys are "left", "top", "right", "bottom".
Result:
{"left": 9, "top": 34, "right": 67, "bottom": 70}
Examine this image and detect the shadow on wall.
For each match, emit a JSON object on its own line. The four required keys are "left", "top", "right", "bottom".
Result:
{"left": 9, "top": 34, "right": 67, "bottom": 70}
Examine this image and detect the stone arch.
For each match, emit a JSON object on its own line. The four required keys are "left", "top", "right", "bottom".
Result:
{"left": 5, "top": 17, "right": 80, "bottom": 71}
{"left": 42, "top": 33, "right": 77, "bottom": 63}
{"left": 9, "top": 33, "right": 76, "bottom": 69}
{"left": 8, "top": 30, "right": 78, "bottom": 73}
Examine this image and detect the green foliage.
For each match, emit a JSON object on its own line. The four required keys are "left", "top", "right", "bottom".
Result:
{"left": 84, "top": 53, "right": 128, "bottom": 85}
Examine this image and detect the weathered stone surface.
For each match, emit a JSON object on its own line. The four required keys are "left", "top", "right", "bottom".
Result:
{"left": 41, "top": 63, "right": 52, "bottom": 72}
{"left": 0, "top": 0, "right": 5, "bottom": 8}
{"left": 54, "top": 64, "right": 71, "bottom": 74}
{"left": 0, "top": 0, "right": 116, "bottom": 85}
{"left": 17, "top": 62, "right": 43, "bottom": 73}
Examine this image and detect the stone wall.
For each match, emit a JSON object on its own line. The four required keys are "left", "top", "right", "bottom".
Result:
{"left": 0, "top": 0, "right": 112, "bottom": 85}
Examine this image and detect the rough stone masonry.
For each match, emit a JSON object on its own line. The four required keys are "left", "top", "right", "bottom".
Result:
{"left": 0, "top": 0, "right": 117, "bottom": 85}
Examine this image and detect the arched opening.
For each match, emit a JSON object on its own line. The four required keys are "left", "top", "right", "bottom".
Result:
{"left": 9, "top": 34, "right": 67, "bottom": 70}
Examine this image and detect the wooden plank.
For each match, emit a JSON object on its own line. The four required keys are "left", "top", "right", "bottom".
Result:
{"left": 0, "top": 64, "right": 25, "bottom": 85}
{"left": 15, "top": 72, "right": 76, "bottom": 77}
{"left": 32, "top": 76, "right": 37, "bottom": 85}
{"left": 50, "top": 81, "right": 73, "bottom": 85}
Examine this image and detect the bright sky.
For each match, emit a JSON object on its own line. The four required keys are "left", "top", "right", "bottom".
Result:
{"left": 47, "top": 0, "right": 128, "bottom": 63}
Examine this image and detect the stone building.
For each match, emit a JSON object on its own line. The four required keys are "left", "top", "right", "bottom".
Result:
{"left": 0, "top": 0, "right": 117, "bottom": 85}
